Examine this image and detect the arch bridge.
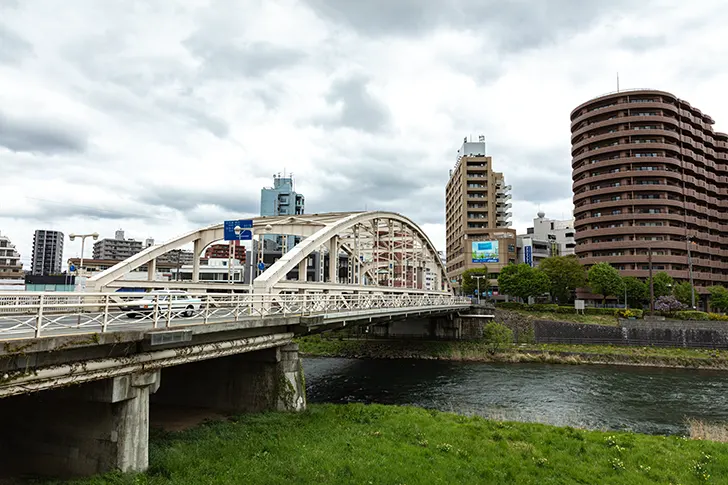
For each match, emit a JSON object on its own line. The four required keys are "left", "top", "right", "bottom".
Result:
{"left": 87, "top": 211, "right": 450, "bottom": 296}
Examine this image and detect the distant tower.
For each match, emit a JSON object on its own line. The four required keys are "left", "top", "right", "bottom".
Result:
{"left": 145, "top": 238, "right": 155, "bottom": 248}
{"left": 115, "top": 229, "right": 125, "bottom": 241}
{"left": 260, "top": 174, "right": 305, "bottom": 250}
{"left": 31, "top": 230, "right": 64, "bottom": 275}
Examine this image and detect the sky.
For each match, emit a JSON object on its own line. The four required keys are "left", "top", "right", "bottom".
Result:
{"left": 1, "top": 0, "right": 727, "bottom": 268}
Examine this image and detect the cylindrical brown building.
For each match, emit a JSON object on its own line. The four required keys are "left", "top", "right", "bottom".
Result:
{"left": 571, "top": 89, "right": 728, "bottom": 302}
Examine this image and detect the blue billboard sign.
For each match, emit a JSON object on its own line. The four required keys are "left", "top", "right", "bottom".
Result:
{"left": 471, "top": 240, "right": 499, "bottom": 263}
{"left": 224, "top": 220, "right": 253, "bottom": 241}
{"left": 524, "top": 245, "right": 533, "bottom": 267}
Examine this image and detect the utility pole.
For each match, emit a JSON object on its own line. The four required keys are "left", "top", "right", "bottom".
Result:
{"left": 648, "top": 245, "right": 654, "bottom": 317}
{"left": 686, "top": 235, "right": 696, "bottom": 309}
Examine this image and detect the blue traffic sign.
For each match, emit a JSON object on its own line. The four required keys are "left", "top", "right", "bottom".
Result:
{"left": 257, "top": 262, "right": 266, "bottom": 272}
{"left": 69, "top": 264, "right": 76, "bottom": 272}
{"left": 224, "top": 219, "right": 253, "bottom": 241}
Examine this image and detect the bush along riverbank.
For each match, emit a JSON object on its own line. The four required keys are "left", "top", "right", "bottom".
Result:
{"left": 44, "top": 404, "right": 728, "bottom": 485}
{"left": 297, "top": 333, "right": 728, "bottom": 370}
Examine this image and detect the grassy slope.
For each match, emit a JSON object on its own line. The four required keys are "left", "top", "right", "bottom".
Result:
{"left": 504, "top": 308, "right": 620, "bottom": 326}
{"left": 297, "top": 336, "right": 728, "bottom": 368}
{"left": 51, "top": 404, "right": 727, "bottom": 485}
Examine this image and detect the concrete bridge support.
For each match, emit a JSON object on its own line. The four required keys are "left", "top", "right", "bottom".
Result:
{"left": 0, "top": 371, "right": 160, "bottom": 479}
{"left": 151, "top": 343, "right": 306, "bottom": 413}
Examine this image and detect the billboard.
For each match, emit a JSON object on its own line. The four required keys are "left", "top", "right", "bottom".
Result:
{"left": 471, "top": 240, "right": 499, "bottom": 263}
{"left": 524, "top": 244, "right": 533, "bottom": 267}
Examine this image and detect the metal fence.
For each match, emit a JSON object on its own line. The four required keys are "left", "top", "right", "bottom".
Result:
{"left": 0, "top": 291, "right": 471, "bottom": 340}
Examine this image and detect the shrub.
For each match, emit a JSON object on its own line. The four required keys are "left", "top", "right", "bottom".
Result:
{"left": 654, "top": 296, "right": 686, "bottom": 314}
{"left": 616, "top": 309, "right": 643, "bottom": 319}
{"left": 483, "top": 322, "right": 513, "bottom": 355}
{"left": 529, "top": 304, "right": 559, "bottom": 312}
{"left": 707, "top": 313, "right": 728, "bottom": 322}
{"left": 496, "top": 302, "right": 525, "bottom": 310}
{"left": 673, "top": 310, "right": 710, "bottom": 321}
{"left": 584, "top": 307, "right": 619, "bottom": 316}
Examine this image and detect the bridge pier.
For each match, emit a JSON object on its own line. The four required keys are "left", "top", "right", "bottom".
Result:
{"left": 151, "top": 343, "right": 306, "bottom": 413}
{"left": 0, "top": 371, "right": 160, "bottom": 479}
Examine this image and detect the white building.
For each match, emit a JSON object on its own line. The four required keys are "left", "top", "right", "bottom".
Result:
{"left": 517, "top": 211, "right": 576, "bottom": 267}
{"left": 0, "top": 231, "right": 24, "bottom": 291}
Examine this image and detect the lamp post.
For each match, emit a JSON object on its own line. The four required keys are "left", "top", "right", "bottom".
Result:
{"left": 259, "top": 224, "right": 273, "bottom": 277}
{"left": 233, "top": 226, "right": 246, "bottom": 284}
{"left": 686, "top": 235, "right": 696, "bottom": 309}
{"left": 473, "top": 275, "right": 487, "bottom": 304}
{"left": 68, "top": 232, "right": 99, "bottom": 277}
{"left": 648, "top": 245, "right": 654, "bottom": 317}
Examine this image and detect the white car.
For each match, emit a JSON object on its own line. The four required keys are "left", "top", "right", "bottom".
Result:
{"left": 125, "top": 290, "right": 202, "bottom": 318}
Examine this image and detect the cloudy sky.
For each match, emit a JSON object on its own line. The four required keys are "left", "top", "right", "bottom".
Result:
{"left": 1, "top": 0, "right": 727, "bottom": 267}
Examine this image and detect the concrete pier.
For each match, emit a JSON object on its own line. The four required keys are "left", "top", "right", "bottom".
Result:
{"left": 152, "top": 343, "right": 306, "bottom": 413}
{"left": 0, "top": 371, "right": 160, "bottom": 478}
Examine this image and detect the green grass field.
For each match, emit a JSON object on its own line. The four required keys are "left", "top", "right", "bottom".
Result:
{"left": 47, "top": 404, "right": 728, "bottom": 485}
{"left": 506, "top": 308, "right": 621, "bottom": 326}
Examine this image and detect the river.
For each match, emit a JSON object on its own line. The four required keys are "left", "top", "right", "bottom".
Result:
{"left": 303, "top": 357, "right": 728, "bottom": 435}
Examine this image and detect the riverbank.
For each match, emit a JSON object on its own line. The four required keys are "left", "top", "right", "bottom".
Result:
{"left": 41, "top": 404, "right": 728, "bottom": 484}
{"left": 297, "top": 336, "right": 728, "bottom": 369}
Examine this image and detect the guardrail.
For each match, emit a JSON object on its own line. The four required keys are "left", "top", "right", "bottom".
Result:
{"left": 0, "top": 292, "right": 471, "bottom": 340}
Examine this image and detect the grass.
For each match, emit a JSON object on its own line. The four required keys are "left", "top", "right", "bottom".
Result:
{"left": 41, "top": 404, "right": 728, "bottom": 485}
{"left": 297, "top": 336, "right": 728, "bottom": 369}
{"left": 688, "top": 418, "right": 728, "bottom": 443}
{"left": 505, "top": 308, "right": 621, "bottom": 326}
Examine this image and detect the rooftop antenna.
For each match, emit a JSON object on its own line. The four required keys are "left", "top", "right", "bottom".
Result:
{"left": 616, "top": 72, "right": 620, "bottom": 92}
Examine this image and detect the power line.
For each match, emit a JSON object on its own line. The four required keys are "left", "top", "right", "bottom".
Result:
{"left": 20, "top": 196, "right": 174, "bottom": 222}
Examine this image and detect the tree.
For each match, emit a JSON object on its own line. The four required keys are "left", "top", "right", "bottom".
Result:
{"left": 538, "top": 255, "right": 587, "bottom": 304}
{"left": 587, "top": 263, "right": 623, "bottom": 305}
{"left": 483, "top": 322, "right": 513, "bottom": 355}
{"left": 652, "top": 272, "right": 674, "bottom": 299}
{"left": 673, "top": 282, "right": 695, "bottom": 307}
{"left": 497, "top": 263, "right": 551, "bottom": 302}
{"left": 709, "top": 286, "right": 728, "bottom": 313}
{"left": 461, "top": 268, "right": 489, "bottom": 296}
{"left": 654, "top": 295, "right": 685, "bottom": 314}
{"left": 622, "top": 276, "right": 648, "bottom": 308}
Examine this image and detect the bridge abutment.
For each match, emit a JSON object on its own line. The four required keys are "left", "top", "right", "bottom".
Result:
{"left": 0, "top": 370, "right": 160, "bottom": 479}
{"left": 151, "top": 343, "right": 306, "bottom": 413}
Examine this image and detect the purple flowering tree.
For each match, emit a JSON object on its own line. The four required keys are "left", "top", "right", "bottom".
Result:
{"left": 654, "top": 295, "right": 686, "bottom": 314}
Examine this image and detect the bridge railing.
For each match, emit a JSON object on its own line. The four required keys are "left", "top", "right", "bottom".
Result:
{"left": 0, "top": 291, "right": 471, "bottom": 340}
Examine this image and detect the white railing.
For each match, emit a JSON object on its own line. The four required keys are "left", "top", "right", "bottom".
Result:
{"left": 0, "top": 291, "right": 471, "bottom": 340}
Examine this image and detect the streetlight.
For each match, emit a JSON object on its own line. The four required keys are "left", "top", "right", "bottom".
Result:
{"left": 238, "top": 224, "right": 273, "bottom": 288}
{"left": 686, "top": 235, "right": 696, "bottom": 310}
{"left": 68, "top": 232, "right": 99, "bottom": 277}
{"left": 473, "top": 275, "right": 487, "bottom": 304}
{"left": 648, "top": 245, "right": 654, "bottom": 318}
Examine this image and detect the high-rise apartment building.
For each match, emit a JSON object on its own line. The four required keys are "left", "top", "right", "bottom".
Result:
{"left": 31, "top": 230, "right": 64, "bottom": 275}
{"left": 445, "top": 138, "right": 516, "bottom": 292}
{"left": 261, "top": 174, "right": 305, "bottom": 250}
{"left": 92, "top": 229, "right": 143, "bottom": 261}
{"left": 0, "top": 231, "right": 24, "bottom": 288}
{"left": 571, "top": 89, "right": 728, "bottom": 304}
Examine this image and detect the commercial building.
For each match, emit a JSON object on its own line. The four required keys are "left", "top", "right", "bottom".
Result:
{"left": 261, "top": 174, "right": 305, "bottom": 251}
{"left": 204, "top": 242, "right": 246, "bottom": 263}
{"left": 571, "top": 89, "right": 728, "bottom": 302}
{"left": 31, "top": 230, "right": 64, "bottom": 275}
{"left": 517, "top": 211, "right": 576, "bottom": 267}
{"left": 92, "top": 230, "right": 143, "bottom": 261}
{"left": 445, "top": 138, "right": 516, "bottom": 292}
{"left": 0, "top": 231, "right": 24, "bottom": 290}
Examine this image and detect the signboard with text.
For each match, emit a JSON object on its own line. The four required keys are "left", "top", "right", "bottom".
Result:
{"left": 224, "top": 219, "right": 253, "bottom": 241}
{"left": 524, "top": 245, "right": 533, "bottom": 267}
{"left": 471, "top": 240, "right": 499, "bottom": 263}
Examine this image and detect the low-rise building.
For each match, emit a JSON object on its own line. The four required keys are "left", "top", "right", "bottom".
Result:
{"left": 517, "top": 212, "right": 576, "bottom": 267}
{"left": 0, "top": 231, "right": 24, "bottom": 290}
{"left": 92, "top": 230, "right": 143, "bottom": 261}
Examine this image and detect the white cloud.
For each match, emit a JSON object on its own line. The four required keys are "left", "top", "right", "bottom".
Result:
{"left": 1, "top": 0, "right": 727, "bottom": 268}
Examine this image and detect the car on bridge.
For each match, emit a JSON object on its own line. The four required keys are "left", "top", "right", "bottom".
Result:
{"left": 124, "top": 290, "right": 202, "bottom": 318}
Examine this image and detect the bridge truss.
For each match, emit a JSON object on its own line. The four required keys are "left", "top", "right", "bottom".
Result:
{"left": 86, "top": 211, "right": 451, "bottom": 296}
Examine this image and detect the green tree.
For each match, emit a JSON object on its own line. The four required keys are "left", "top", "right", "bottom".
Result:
{"left": 587, "top": 263, "right": 624, "bottom": 305}
{"left": 460, "top": 268, "right": 489, "bottom": 296}
{"left": 538, "top": 255, "right": 587, "bottom": 304}
{"left": 483, "top": 322, "right": 513, "bottom": 355}
{"left": 497, "top": 264, "right": 551, "bottom": 302}
{"left": 673, "top": 282, "right": 695, "bottom": 307}
{"left": 622, "top": 276, "right": 648, "bottom": 308}
{"left": 652, "top": 272, "right": 674, "bottom": 299}
{"left": 709, "top": 286, "right": 728, "bottom": 312}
